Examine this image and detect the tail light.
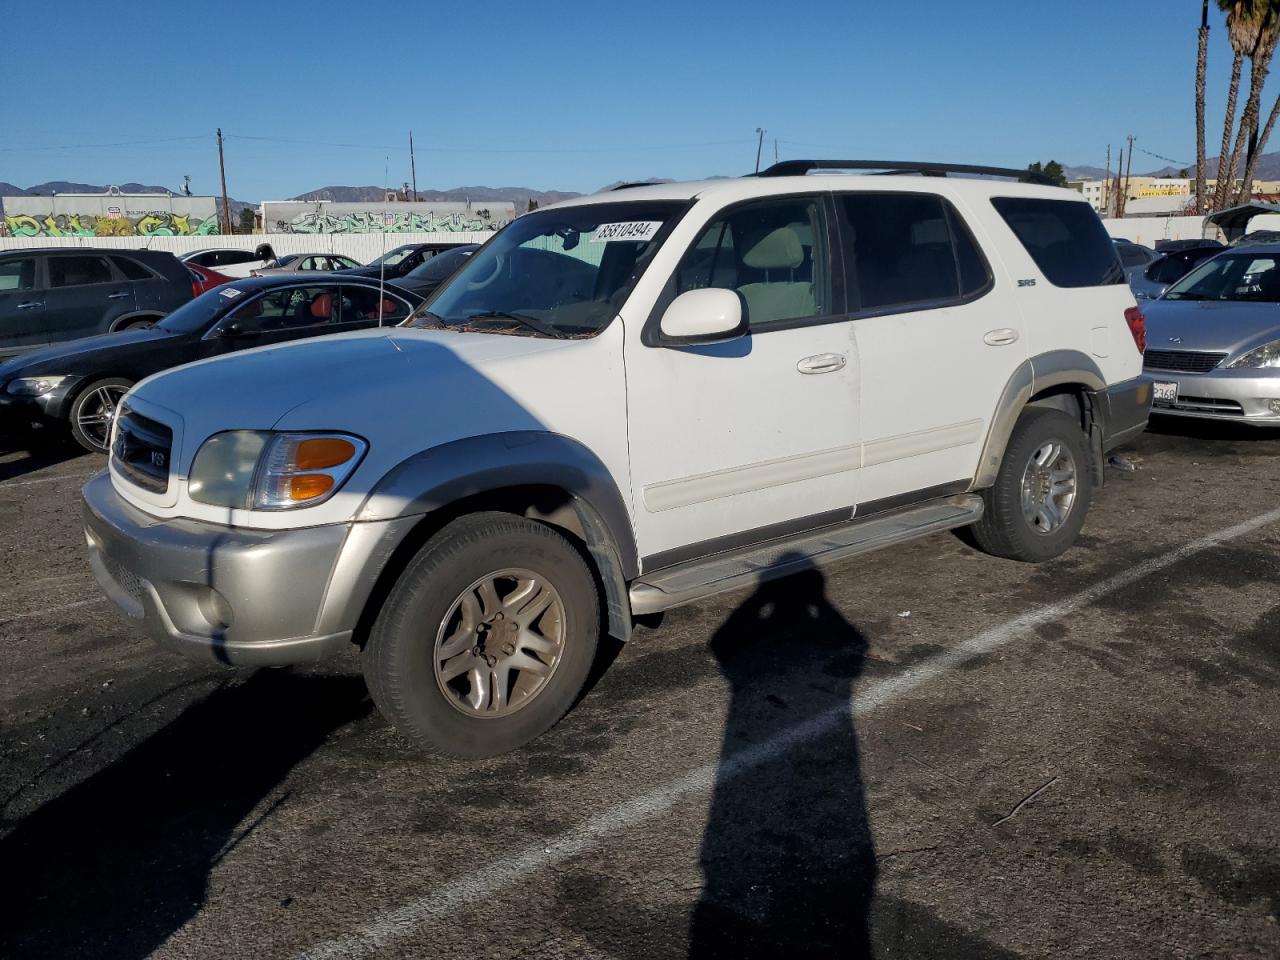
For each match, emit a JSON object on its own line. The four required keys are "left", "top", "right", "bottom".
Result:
{"left": 1124, "top": 305, "right": 1146, "bottom": 353}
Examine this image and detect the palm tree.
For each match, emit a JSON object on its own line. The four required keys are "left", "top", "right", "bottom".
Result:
{"left": 1212, "top": 1, "right": 1263, "bottom": 209}
{"left": 1197, "top": 2, "right": 1211, "bottom": 213}
{"left": 1235, "top": 1, "right": 1280, "bottom": 201}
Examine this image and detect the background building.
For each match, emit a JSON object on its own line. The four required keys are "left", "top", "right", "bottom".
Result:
{"left": 1, "top": 189, "right": 218, "bottom": 237}
{"left": 258, "top": 199, "right": 516, "bottom": 235}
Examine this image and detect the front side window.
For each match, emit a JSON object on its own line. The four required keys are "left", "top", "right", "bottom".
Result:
{"left": 840, "top": 193, "right": 990, "bottom": 311}
{"left": 991, "top": 197, "right": 1124, "bottom": 288}
{"left": 676, "top": 196, "right": 830, "bottom": 328}
{"left": 411, "top": 201, "right": 685, "bottom": 338}
{"left": 340, "top": 285, "right": 411, "bottom": 323}
{"left": 0, "top": 257, "right": 36, "bottom": 291}
{"left": 1164, "top": 253, "right": 1280, "bottom": 302}
{"left": 48, "top": 255, "right": 113, "bottom": 288}
{"left": 220, "top": 286, "right": 339, "bottom": 333}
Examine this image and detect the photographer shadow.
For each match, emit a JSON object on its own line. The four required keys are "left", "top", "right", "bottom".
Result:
{"left": 689, "top": 556, "right": 877, "bottom": 958}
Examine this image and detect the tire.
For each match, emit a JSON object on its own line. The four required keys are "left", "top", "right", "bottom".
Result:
{"left": 68, "top": 377, "right": 133, "bottom": 454}
{"left": 967, "top": 407, "right": 1093, "bottom": 562}
{"left": 362, "top": 512, "right": 600, "bottom": 758}
{"left": 118, "top": 318, "right": 157, "bottom": 331}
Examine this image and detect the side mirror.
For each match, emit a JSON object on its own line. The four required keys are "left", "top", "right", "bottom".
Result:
{"left": 220, "top": 321, "right": 245, "bottom": 338}
{"left": 658, "top": 288, "right": 747, "bottom": 344}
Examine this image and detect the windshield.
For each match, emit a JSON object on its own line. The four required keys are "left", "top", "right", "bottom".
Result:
{"left": 404, "top": 246, "right": 476, "bottom": 282}
{"left": 367, "top": 245, "right": 415, "bottom": 267}
{"left": 156, "top": 286, "right": 240, "bottom": 333}
{"left": 1163, "top": 253, "right": 1280, "bottom": 301}
{"left": 407, "top": 201, "right": 685, "bottom": 337}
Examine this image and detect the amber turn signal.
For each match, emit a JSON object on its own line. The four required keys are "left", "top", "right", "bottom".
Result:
{"left": 287, "top": 474, "right": 335, "bottom": 501}
{"left": 295, "top": 437, "right": 356, "bottom": 470}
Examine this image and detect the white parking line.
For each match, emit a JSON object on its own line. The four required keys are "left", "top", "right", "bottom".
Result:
{"left": 0, "top": 598, "right": 104, "bottom": 626}
{"left": 299, "top": 503, "right": 1280, "bottom": 960}
{"left": 0, "top": 471, "right": 96, "bottom": 489}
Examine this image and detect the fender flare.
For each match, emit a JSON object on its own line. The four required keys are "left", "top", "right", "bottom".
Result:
{"left": 973, "top": 350, "right": 1107, "bottom": 488}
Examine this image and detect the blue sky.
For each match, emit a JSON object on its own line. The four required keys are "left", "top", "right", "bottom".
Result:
{"left": 1, "top": 1, "right": 1269, "bottom": 199}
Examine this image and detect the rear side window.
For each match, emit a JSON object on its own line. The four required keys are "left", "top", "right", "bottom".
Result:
{"left": 991, "top": 197, "right": 1124, "bottom": 287}
{"left": 840, "top": 193, "right": 991, "bottom": 312}
{"left": 48, "top": 255, "right": 113, "bottom": 288}
{"left": 111, "top": 256, "right": 154, "bottom": 281}
{"left": 215, "top": 250, "right": 256, "bottom": 267}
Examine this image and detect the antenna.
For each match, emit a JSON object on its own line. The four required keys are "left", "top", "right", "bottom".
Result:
{"left": 379, "top": 156, "right": 389, "bottom": 326}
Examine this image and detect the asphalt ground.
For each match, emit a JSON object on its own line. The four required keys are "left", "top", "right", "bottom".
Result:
{"left": 1, "top": 419, "right": 1278, "bottom": 960}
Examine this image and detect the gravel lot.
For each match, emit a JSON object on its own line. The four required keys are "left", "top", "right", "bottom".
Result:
{"left": 1, "top": 420, "right": 1278, "bottom": 959}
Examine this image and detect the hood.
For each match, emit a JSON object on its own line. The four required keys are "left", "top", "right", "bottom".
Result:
{"left": 130, "top": 326, "right": 576, "bottom": 464}
{"left": 1142, "top": 299, "right": 1280, "bottom": 357}
{"left": 0, "top": 329, "right": 175, "bottom": 379}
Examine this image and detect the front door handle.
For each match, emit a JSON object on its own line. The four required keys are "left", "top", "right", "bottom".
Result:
{"left": 16, "top": 301, "right": 43, "bottom": 309}
{"left": 983, "top": 328, "right": 1019, "bottom": 346}
{"left": 107, "top": 291, "right": 129, "bottom": 300}
{"left": 797, "top": 352, "right": 847, "bottom": 374}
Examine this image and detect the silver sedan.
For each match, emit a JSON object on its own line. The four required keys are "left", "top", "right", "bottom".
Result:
{"left": 1142, "top": 244, "right": 1280, "bottom": 426}
{"left": 251, "top": 253, "right": 361, "bottom": 277}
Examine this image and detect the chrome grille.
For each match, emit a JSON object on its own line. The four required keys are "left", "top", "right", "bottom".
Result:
{"left": 1143, "top": 349, "right": 1228, "bottom": 374}
{"left": 111, "top": 406, "right": 172, "bottom": 493}
{"left": 1153, "top": 395, "right": 1245, "bottom": 415}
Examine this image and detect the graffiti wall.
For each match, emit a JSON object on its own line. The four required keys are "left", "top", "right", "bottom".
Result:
{"left": 260, "top": 200, "right": 516, "bottom": 235}
{"left": 1, "top": 194, "right": 219, "bottom": 238}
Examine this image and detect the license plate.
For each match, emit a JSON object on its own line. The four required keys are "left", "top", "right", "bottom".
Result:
{"left": 1153, "top": 381, "right": 1179, "bottom": 403}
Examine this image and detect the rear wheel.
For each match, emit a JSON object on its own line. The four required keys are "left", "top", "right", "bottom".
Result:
{"left": 968, "top": 408, "right": 1093, "bottom": 562}
{"left": 362, "top": 512, "right": 600, "bottom": 757}
{"left": 68, "top": 377, "right": 132, "bottom": 454}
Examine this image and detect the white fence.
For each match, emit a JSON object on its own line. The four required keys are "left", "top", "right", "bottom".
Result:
{"left": 0, "top": 232, "right": 495, "bottom": 264}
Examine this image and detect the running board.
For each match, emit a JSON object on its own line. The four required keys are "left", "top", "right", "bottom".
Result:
{"left": 629, "top": 494, "right": 984, "bottom": 616}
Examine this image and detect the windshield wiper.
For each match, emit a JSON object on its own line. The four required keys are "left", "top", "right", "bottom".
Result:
{"left": 465, "top": 311, "right": 568, "bottom": 339}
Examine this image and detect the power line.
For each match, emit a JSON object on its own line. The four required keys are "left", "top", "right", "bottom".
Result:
{"left": 0, "top": 135, "right": 206, "bottom": 153}
{"left": 222, "top": 134, "right": 754, "bottom": 155}
{"left": 1135, "top": 146, "right": 1189, "bottom": 167}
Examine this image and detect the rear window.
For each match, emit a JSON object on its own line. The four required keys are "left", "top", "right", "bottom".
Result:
{"left": 991, "top": 197, "right": 1124, "bottom": 288}
{"left": 111, "top": 256, "right": 155, "bottom": 281}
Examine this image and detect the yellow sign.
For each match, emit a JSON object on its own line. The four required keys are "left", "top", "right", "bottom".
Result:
{"left": 1136, "top": 185, "right": 1190, "bottom": 197}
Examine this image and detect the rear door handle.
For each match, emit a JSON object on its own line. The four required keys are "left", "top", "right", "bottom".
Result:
{"left": 107, "top": 291, "right": 129, "bottom": 300}
{"left": 796, "top": 352, "right": 847, "bottom": 374}
{"left": 983, "top": 328, "right": 1019, "bottom": 346}
{"left": 16, "top": 301, "right": 43, "bottom": 309}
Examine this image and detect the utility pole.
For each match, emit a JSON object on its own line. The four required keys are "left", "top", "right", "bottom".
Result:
{"left": 774, "top": 138, "right": 779, "bottom": 165}
{"left": 1104, "top": 144, "right": 1112, "bottom": 217}
{"left": 217, "top": 128, "right": 232, "bottom": 235}
{"left": 409, "top": 130, "right": 418, "bottom": 202}
{"left": 1113, "top": 148, "right": 1125, "bottom": 218}
{"left": 1123, "top": 134, "right": 1136, "bottom": 217}
{"left": 755, "top": 128, "right": 765, "bottom": 173}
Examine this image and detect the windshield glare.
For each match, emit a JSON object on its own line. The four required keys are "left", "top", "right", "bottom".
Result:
{"left": 156, "top": 287, "right": 237, "bottom": 333}
{"left": 369, "top": 245, "right": 414, "bottom": 267}
{"left": 404, "top": 247, "right": 475, "bottom": 282}
{"left": 1164, "top": 253, "right": 1280, "bottom": 301}
{"left": 408, "top": 201, "right": 683, "bottom": 337}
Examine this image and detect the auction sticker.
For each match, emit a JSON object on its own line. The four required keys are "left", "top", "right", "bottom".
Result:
{"left": 592, "top": 221, "right": 661, "bottom": 242}
{"left": 219, "top": 287, "right": 244, "bottom": 299}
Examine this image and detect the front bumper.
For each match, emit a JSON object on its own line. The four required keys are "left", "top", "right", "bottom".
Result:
{"left": 0, "top": 379, "right": 81, "bottom": 430}
{"left": 82, "top": 471, "right": 417, "bottom": 666}
{"left": 1144, "top": 367, "right": 1280, "bottom": 425}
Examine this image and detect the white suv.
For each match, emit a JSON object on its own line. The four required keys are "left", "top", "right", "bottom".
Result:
{"left": 83, "top": 161, "right": 1152, "bottom": 756}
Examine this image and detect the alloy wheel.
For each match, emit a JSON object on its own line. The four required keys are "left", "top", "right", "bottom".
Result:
{"left": 77, "top": 385, "right": 129, "bottom": 452}
{"left": 1020, "top": 440, "right": 1078, "bottom": 535}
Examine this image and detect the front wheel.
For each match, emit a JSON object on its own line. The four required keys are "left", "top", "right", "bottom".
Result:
{"left": 968, "top": 408, "right": 1093, "bottom": 562}
{"left": 362, "top": 512, "right": 600, "bottom": 757}
{"left": 68, "top": 377, "right": 133, "bottom": 454}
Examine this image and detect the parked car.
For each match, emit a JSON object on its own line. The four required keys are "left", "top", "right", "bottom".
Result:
{"left": 0, "top": 275, "right": 421, "bottom": 452}
{"left": 179, "top": 246, "right": 275, "bottom": 278}
{"left": 1154, "top": 238, "right": 1223, "bottom": 253}
{"left": 1230, "top": 230, "right": 1280, "bottom": 247}
{"left": 252, "top": 253, "right": 362, "bottom": 277}
{"left": 392, "top": 244, "right": 479, "bottom": 297}
{"left": 1113, "top": 238, "right": 1159, "bottom": 284}
{"left": 82, "top": 160, "right": 1148, "bottom": 757}
{"left": 338, "top": 242, "right": 469, "bottom": 281}
{"left": 1129, "top": 245, "right": 1224, "bottom": 300}
{"left": 186, "top": 263, "right": 234, "bottom": 297}
{"left": 1142, "top": 244, "right": 1280, "bottom": 426}
{"left": 0, "top": 248, "right": 193, "bottom": 359}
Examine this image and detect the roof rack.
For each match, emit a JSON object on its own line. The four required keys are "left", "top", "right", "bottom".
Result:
{"left": 756, "top": 159, "right": 1054, "bottom": 185}
{"left": 610, "top": 181, "right": 660, "bottom": 191}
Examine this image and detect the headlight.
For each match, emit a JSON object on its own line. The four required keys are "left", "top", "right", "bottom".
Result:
{"left": 7, "top": 376, "right": 68, "bottom": 396}
{"left": 1229, "top": 340, "right": 1280, "bottom": 369}
{"left": 187, "top": 431, "right": 366, "bottom": 510}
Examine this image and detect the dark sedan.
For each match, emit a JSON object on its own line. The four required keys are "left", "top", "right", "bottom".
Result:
{"left": 338, "top": 242, "right": 470, "bottom": 281}
{"left": 0, "top": 275, "right": 422, "bottom": 452}
{"left": 393, "top": 244, "right": 479, "bottom": 297}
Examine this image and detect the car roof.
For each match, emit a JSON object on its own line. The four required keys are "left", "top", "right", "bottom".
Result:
{"left": 1220, "top": 242, "right": 1280, "bottom": 254}
{"left": 220, "top": 273, "right": 422, "bottom": 294}
{"left": 542, "top": 172, "right": 1087, "bottom": 211}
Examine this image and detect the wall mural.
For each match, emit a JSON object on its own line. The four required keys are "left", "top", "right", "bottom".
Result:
{"left": 3, "top": 211, "right": 219, "bottom": 237}
{"left": 260, "top": 201, "right": 516, "bottom": 235}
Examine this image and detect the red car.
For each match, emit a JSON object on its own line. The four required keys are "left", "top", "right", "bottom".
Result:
{"left": 185, "top": 263, "right": 233, "bottom": 297}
